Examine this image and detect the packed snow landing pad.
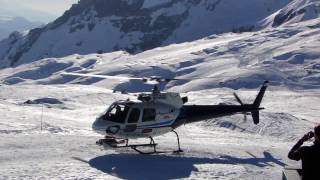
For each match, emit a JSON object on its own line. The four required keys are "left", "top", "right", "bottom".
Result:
{"left": 0, "top": 85, "right": 319, "bottom": 179}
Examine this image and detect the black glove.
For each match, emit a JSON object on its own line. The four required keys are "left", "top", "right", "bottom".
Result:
{"left": 301, "top": 131, "right": 314, "bottom": 142}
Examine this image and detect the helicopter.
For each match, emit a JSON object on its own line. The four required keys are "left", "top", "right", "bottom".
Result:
{"left": 63, "top": 72, "right": 268, "bottom": 154}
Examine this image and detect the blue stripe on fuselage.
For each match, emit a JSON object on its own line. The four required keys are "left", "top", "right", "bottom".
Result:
{"left": 138, "top": 120, "right": 174, "bottom": 128}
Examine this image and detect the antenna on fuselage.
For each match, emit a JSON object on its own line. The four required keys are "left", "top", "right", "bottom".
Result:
{"left": 152, "top": 84, "right": 160, "bottom": 94}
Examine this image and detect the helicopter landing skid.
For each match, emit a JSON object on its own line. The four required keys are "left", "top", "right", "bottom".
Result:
{"left": 97, "top": 136, "right": 161, "bottom": 154}
{"left": 96, "top": 132, "right": 183, "bottom": 155}
{"left": 124, "top": 143, "right": 183, "bottom": 155}
{"left": 96, "top": 137, "right": 127, "bottom": 147}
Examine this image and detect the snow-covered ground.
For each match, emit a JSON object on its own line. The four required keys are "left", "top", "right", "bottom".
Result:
{"left": 0, "top": 84, "right": 319, "bottom": 179}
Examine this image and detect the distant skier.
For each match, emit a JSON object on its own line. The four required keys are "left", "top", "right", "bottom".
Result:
{"left": 288, "top": 124, "right": 320, "bottom": 180}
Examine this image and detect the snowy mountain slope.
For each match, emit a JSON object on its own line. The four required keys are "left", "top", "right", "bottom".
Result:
{"left": 0, "top": 0, "right": 293, "bottom": 67}
{"left": 0, "top": 16, "right": 42, "bottom": 40}
{"left": 260, "top": 0, "right": 320, "bottom": 28}
{"left": 1, "top": 17, "right": 319, "bottom": 90}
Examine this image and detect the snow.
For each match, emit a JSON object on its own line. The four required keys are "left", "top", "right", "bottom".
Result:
{"left": 2, "top": 17, "right": 319, "bottom": 90}
{"left": 164, "top": 0, "right": 291, "bottom": 44}
{"left": 259, "top": 0, "right": 320, "bottom": 28}
{"left": 0, "top": 1, "right": 319, "bottom": 179}
{"left": 0, "top": 23, "right": 319, "bottom": 178}
{"left": 0, "top": 84, "right": 318, "bottom": 179}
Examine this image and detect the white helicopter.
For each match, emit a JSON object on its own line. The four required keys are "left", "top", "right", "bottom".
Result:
{"left": 63, "top": 72, "right": 268, "bottom": 154}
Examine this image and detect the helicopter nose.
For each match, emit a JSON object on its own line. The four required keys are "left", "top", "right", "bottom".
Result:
{"left": 92, "top": 117, "right": 108, "bottom": 135}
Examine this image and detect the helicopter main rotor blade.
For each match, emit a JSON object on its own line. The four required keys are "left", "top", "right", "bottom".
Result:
{"left": 62, "top": 72, "right": 178, "bottom": 83}
{"left": 233, "top": 93, "right": 244, "bottom": 105}
{"left": 62, "top": 72, "right": 143, "bottom": 81}
{"left": 62, "top": 72, "right": 228, "bottom": 84}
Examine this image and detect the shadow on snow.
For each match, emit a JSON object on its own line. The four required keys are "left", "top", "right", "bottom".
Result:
{"left": 88, "top": 151, "right": 286, "bottom": 179}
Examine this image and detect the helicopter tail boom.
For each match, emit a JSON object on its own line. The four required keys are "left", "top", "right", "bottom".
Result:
{"left": 174, "top": 81, "right": 269, "bottom": 127}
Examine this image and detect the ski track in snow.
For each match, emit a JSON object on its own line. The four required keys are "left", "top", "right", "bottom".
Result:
{"left": 0, "top": 84, "right": 318, "bottom": 179}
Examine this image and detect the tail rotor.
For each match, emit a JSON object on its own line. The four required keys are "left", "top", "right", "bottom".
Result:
{"left": 233, "top": 92, "right": 248, "bottom": 122}
{"left": 233, "top": 92, "right": 244, "bottom": 105}
{"left": 233, "top": 81, "right": 269, "bottom": 125}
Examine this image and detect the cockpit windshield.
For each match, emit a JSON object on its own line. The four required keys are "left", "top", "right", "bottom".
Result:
{"left": 103, "top": 104, "right": 129, "bottom": 123}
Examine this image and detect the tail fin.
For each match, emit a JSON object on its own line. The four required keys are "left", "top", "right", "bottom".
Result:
{"left": 251, "top": 81, "right": 269, "bottom": 124}
{"left": 253, "top": 81, "right": 269, "bottom": 107}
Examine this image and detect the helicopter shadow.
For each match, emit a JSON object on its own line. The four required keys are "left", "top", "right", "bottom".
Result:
{"left": 89, "top": 151, "right": 286, "bottom": 180}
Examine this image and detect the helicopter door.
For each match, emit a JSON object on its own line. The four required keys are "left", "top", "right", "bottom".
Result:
{"left": 142, "top": 108, "right": 156, "bottom": 122}
{"left": 124, "top": 108, "right": 140, "bottom": 132}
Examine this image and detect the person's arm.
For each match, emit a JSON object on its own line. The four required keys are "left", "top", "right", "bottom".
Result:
{"left": 288, "top": 139, "right": 304, "bottom": 160}
{"left": 288, "top": 132, "right": 313, "bottom": 160}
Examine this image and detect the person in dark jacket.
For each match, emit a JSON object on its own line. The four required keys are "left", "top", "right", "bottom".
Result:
{"left": 288, "top": 124, "right": 320, "bottom": 180}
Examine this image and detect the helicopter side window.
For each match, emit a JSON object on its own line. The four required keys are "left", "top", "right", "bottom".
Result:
{"left": 128, "top": 108, "right": 140, "bottom": 123}
{"left": 105, "top": 104, "right": 129, "bottom": 123}
{"left": 142, "top": 108, "right": 156, "bottom": 122}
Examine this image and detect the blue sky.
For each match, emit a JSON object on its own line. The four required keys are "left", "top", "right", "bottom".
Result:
{"left": 0, "top": 0, "right": 79, "bottom": 22}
